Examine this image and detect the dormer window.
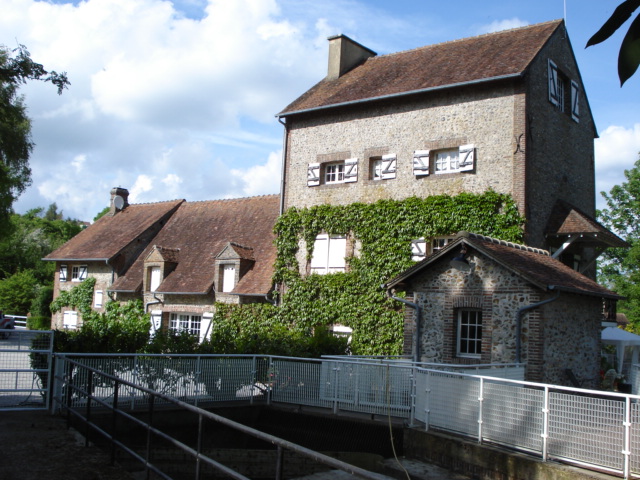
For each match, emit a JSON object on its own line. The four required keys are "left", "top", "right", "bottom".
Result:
{"left": 222, "top": 265, "right": 236, "bottom": 292}
{"left": 149, "top": 266, "right": 161, "bottom": 292}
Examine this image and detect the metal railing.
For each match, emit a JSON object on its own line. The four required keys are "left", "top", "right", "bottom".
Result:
{"left": 55, "top": 356, "right": 394, "bottom": 480}
{"left": 51, "top": 354, "right": 640, "bottom": 479}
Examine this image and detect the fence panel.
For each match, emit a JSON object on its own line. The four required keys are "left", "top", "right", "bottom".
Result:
{"left": 0, "top": 330, "right": 53, "bottom": 410}
{"left": 427, "top": 371, "right": 480, "bottom": 436}
{"left": 271, "top": 358, "right": 331, "bottom": 408}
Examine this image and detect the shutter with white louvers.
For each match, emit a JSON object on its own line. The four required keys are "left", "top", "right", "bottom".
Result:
{"left": 413, "top": 150, "right": 430, "bottom": 176}
{"left": 307, "top": 163, "right": 320, "bottom": 186}
{"left": 411, "top": 238, "right": 426, "bottom": 261}
{"left": 200, "top": 313, "right": 213, "bottom": 342}
{"left": 381, "top": 154, "right": 397, "bottom": 179}
{"left": 79, "top": 265, "right": 88, "bottom": 280}
{"left": 344, "top": 158, "right": 358, "bottom": 183}
{"left": 548, "top": 59, "right": 560, "bottom": 107}
{"left": 458, "top": 145, "right": 475, "bottom": 172}
{"left": 570, "top": 80, "right": 580, "bottom": 122}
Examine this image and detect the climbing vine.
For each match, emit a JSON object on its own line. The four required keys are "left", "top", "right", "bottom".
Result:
{"left": 271, "top": 191, "right": 525, "bottom": 355}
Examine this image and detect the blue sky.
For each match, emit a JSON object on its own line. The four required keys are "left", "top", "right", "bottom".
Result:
{"left": 2, "top": 0, "right": 639, "bottom": 221}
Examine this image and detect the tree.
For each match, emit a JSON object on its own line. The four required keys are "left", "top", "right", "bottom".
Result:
{"left": 0, "top": 44, "right": 69, "bottom": 231}
{"left": 0, "top": 270, "right": 38, "bottom": 314}
{"left": 587, "top": 0, "right": 640, "bottom": 85}
{"left": 598, "top": 156, "right": 640, "bottom": 332}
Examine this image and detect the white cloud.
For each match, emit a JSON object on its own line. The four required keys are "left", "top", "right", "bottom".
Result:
{"left": 595, "top": 124, "right": 640, "bottom": 205}
{"left": 478, "top": 18, "right": 529, "bottom": 34}
{"left": 231, "top": 151, "right": 282, "bottom": 197}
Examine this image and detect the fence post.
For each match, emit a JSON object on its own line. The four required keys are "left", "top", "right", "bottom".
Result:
{"left": 541, "top": 386, "right": 549, "bottom": 461}
{"left": 623, "top": 396, "right": 631, "bottom": 480}
{"left": 424, "top": 370, "right": 431, "bottom": 432}
{"left": 131, "top": 355, "right": 138, "bottom": 410}
{"left": 333, "top": 362, "right": 340, "bottom": 415}
{"left": 409, "top": 366, "right": 416, "bottom": 427}
{"left": 477, "top": 377, "right": 484, "bottom": 443}
{"left": 85, "top": 369, "right": 93, "bottom": 447}
{"left": 51, "top": 354, "right": 65, "bottom": 414}
{"left": 110, "top": 379, "right": 120, "bottom": 466}
{"left": 195, "top": 355, "right": 202, "bottom": 408}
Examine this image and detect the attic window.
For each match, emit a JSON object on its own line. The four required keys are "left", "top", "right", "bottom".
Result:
{"left": 222, "top": 265, "right": 236, "bottom": 292}
{"left": 548, "top": 59, "right": 579, "bottom": 122}
{"left": 149, "top": 266, "right": 161, "bottom": 292}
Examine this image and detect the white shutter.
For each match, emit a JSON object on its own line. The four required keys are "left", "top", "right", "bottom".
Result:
{"left": 200, "top": 313, "right": 213, "bottom": 342}
{"left": 307, "top": 163, "right": 320, "bottom": 186}
{"left": 94, "top": 290, "right": 103, "bottom": 308}
{"left": 63, "top": 311, "right": 78, "bottom": 329}
{"left": 310, "top": 234, "right": 329, "bottom": 272}
{"left": 344, "top": 158, "right": 358, "bottom": 183}
{"left": 381, "top": 154, "right": 397, "bottom": 179}
{"left": 411, "top": 238, "right": 426, "bottom": 261}
{"left": 548, "top": 59, "right": 560, "bottom": 107}
{"left": 79, "top": 265, "right": 88, "bottom": 280}
{"left": 570, "top": 80, "right": 580, "bottom": 122}
{"left": 150, "top": 310, "right": 162, "bottom": 336}
{"left": 222, "top": 265, "right": 236, "bottom": 292}
{"left": 150, "top": 266, "right": 161, "bottom": 292}
{"left": 413, "top": 150, "right": 430, "bottom": 176}
{"left": 59, "top": 265, "right": 67, "bottom": 282}
{"left": 458, "top": 145, "right": 475, "bottom": 172}
{"left": 327, "top": 236, "right": 347, "bottom": 272}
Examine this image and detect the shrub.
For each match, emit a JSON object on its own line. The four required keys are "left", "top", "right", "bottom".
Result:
{"left": 27, "top": 316, "right": 51, "bottom": 330}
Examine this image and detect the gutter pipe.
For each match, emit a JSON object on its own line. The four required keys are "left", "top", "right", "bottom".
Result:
{"left": 383, "top": 285, "right": 421, "bottom": 364}
{"left": 515, "top": 287, "right": 560, "bottom": 363}
{"left": 277, "top": 116, "right": 288, "bottom": 216}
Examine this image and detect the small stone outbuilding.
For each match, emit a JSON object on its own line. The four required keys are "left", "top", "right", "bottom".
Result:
{"left": 383, "top": 232, "right": 621, "bottom": 388}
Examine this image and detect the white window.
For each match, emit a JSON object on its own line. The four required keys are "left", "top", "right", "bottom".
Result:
{"left": 71, "top": 265, "right": 87, "bottom": 282}
{"left": 431, "top": 236, "right": 453, "bottom": 252}
{"left": 372, "top": 158, "right": 383, "bottom": 180}
{"left": 149, "top": 266, "right": 161, "bottom": 292}
{"left": 310, "top": 234, "right": 347, "bottom": 274}
{"left": 434, "top": 145, "right": 474, "bottom": 174}
{"left": 322, "top": 158, "right": 358, "bottom": 185}
{"left": 413, "top": 150, "right": 430, "bottom": 176}
{"left": 457, "top": 309, "right": 482, "bottom": 358}
{"left": 63, "top": 311, "right": 78, "bottom": 330}
{"left": 59, "top": 265, "right": 67, "bottom": 282}
{"left": 94, "top": 290, "right": 103, "bottom": 308}
{"left": 169, "top": 313, "right": 202, "bottom": 337}
{"left": 222, "top": 265, "right": 236, "bottom": 292}
{"left": 372, "top": 154, "right": 396, "bottom": 180}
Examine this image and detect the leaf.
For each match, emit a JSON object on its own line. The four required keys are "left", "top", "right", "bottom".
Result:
{"left": 587, "top": 0, "right": 640, "bottom": 47}
{"left": 619, "top": 13, "right": 640, "bottom": 84}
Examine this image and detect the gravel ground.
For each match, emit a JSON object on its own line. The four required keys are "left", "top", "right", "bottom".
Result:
{"left": 0, "top": 410, "right": 133, "bottom": 480}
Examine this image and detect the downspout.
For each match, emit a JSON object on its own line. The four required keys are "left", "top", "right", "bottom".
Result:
{"left": 277, "top": 116, "right": 288, "bottom": 216}
{"left": 516, "top": 287, "right": 560, "bottom": 363}
{"left": 384, "top": 285, "right": 422, "bottom": 364}
{"left": 106, "top": 259, "right": 116, "bottom": 301}
{"left": 146, "top": 294, "right": 163, "bottom": 334}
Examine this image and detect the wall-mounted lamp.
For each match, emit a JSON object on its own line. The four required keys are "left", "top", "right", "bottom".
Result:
{"left": 450, "top": 245, "right": 475, "bottom": 273}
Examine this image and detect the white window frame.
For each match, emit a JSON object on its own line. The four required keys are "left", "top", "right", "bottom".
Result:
{"left": 149, "top": 266, "right": 161, "bottom": 292}
{"left": 457, "top": 309, "right": 482, "bottom": 358}
{"left": 94, "top": 290, "right": 103, "bottom": 308}
{"left": 59, "top": 265, "right": 68, "bottom": 282}
{"left": 371, "top": 158, "right": 383, "bottom": 181}
{"left": 431, "top": 236, "right": 454, "bottom": 253}
{"left": 222, "top": 264, "right": 236, "bottom": 292}
{"left": 371, "top": 154, "right": 396, "bottom": 181}
{"left": 310, "top": 234, "right": 347, "bottom": 274}
{"left": 71, "top": 265, "right": 87, "bottom": 282}
{"left": 169, "top": 313, "right": 202, "bottom": 337}
{"left": 323, "top": 158, "right": 358, "bottom": 185}
{"left": 434, "top": 146, "right": 474, "bottom": 174}
{"left": 63, "top": 310, "right": 78, "bottom": 330}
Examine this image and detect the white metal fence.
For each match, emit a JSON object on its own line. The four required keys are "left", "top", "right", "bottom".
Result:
{"left": 52, "top": 354, "right": 640, "bottom": 479}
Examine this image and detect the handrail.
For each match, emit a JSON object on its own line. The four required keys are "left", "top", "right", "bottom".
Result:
{"left": 57, "top": 356, "right": 395, "bottom": 480}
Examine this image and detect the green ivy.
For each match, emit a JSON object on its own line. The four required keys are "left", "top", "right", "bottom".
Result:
{"left": 271, "top": 191, "right": 525, "bottom": 356}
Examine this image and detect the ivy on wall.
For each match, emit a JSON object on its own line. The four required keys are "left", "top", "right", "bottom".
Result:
{"left": 268, "top": 190, "right": 525, "bottom": 356}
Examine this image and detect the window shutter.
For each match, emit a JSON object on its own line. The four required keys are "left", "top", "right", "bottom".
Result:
{"left": 344, "top": 158, "right": 358, "bottom": 183}
{"left": 570, "top": 80, "right": 580, "bottom": 122}
{"left": 200, "top": 313, "right": 213, "bottom": 343}
{"left": 222, "top": 265, "right": 236, "bottom": 292}
{"left": 59, "top": 265, "right": 67, "bottom": 282}
{"left": 94, "top": 290, "right": 103, "bottom": 308}
{"left": 150, "top": 266, "right": 161, "bottom": 292}
{"left": 548, "top": 59, "right": 560, "bottom": 107}
{"left": 413, "top": 150, "right": 430, "bottom": 176}
{"left": 381, "top": 154, "right": 397, "bottom": 179}
{"left": 310, "top": 234, "right": 329, "bottom": 272}
{"left": 458, "top": 145, "right": 475, "bottom": 172}
{"left": 327, "top": 236, "right": 347, "bottom": 272}
{"left": 63, "top": 311, "right": 78, "bottom": 329}
{"left": 411, "top": 238, "right": 426, "bottom": 261}
{"left": 307, "top": 163, "right": 320, "bottom": 186}
{"left": 150, "top": 310, "right": 162, "bottom": 336}
{"left": 79, "top": 265, "right": 88, "bottom": 280}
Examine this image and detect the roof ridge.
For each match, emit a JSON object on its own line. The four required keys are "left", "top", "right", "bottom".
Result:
{"left": 188, "top": 194, "right": 280, "bottom": 205}
{"left": 371, "top": 19, "right": 563, "bottom": 61}
{"left": 464, "top": 232, "right": 550, "bottom": 256}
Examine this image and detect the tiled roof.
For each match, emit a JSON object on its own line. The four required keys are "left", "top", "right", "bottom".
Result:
{"left": 385, "top": 231, "right": 621, "bottom": 300}
{"left": 110, "top": 195, "right": 279, "bottom": 296}
{"left": 279, "top": 20, "right": 562, "bottom": 116}
{"left": 545, "top": 200, "right": 629, "bottom": 248}
{"left": 44, "top": 200, "right": 184, "bottom": 261}
{"left": 150, "top": 246, "right": 180, "bottom": 263}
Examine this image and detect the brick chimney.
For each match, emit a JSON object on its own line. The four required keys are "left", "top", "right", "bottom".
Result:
{"left": 109, "top": 187, "right": 129, "bottom": 215}
{"left": 327, "top": 34, "right": 376, "bottom": 80}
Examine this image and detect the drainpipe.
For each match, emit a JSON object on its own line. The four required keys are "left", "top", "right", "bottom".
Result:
{"left": 146, "top": 294, "right": 163, "bottom": 335}
{"left": 277, "top": 116, "right": 288, "bottom": 216}
{"left": 383, "top": 285, "right": 422, "bottom": 364}
{"left": 516, "top": 287, "right": 560, "bottom": 363}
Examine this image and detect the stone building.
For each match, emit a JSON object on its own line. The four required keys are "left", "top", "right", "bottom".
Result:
{"left": 44, "top": 189, "right": 279, "bottom": 335}
{"left": 383, "top": 232, "right": 621, "bottom": 387}
{"left": 276, "top": 20, "right": 626, "bottom": 274}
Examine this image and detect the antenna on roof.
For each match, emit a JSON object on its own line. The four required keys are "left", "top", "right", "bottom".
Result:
{"left": 564, "top": 0, "right": 567, "bottom": 23}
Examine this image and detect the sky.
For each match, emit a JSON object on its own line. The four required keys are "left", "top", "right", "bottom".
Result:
{"left": 2, "top": 0, "right": 640, "bottom": 221}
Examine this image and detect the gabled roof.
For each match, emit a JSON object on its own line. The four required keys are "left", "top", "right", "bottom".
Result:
{"left": 44, "top": 200, "right": 184, "bottom": 261}
{"left": 147, "top": 246, "right": 180, "bottom": 263}
{"left": 216, "top": 242, "right": 255, "bottom": 261}
{"left": 385, "top": 231, "right": 621, "bottom": 300}
{"left": 279, "top": 20, "right": 563, "bottom": 117}
{"left": 545, "top": 200, "right": 629, "bottom": 248}
{"left": 110, "top": 195, "right": 279, "bottom": 296}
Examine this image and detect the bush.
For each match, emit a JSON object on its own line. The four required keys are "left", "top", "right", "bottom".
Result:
{"left": 27, "top": 316, "right": 51, "bottom": 330}
{"left": 30, "top": 285, "right": 54, "bottom": 317}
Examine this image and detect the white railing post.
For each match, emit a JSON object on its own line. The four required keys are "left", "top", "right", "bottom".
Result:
{"left": 477, "top": 377, "right": 484, "bottom": 443}
{"left": 332, "top": 362, "right": 340, "bottom": 414}
{"left": 424, "top": 370, "right": 431, "bottom": 431}
{"left": 194, "top": 355, "right": 202, "bottom": 407}
{"left": 409, "top": 366, "right": 416, "bottom": 427}
{"left": 623, "top": 396, "right": 631, "bottom": 480}
{"left": 541, "top": 386, "right": 549, "bottom": 461}
{"left": 131, "top": 354, "right": 138, "bottom": 410}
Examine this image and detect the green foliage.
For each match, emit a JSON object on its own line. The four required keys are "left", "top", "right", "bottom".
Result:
{"left": 27, "top": 316, "right": 51, "bottom": 330}
{"left": 93, "top": 206, "right": 110, "bottom": 222}
{"left": 30, "top": 285, "right": 53, "bottom": 318}
{"left": 272, "top": 192, "right": 524, "bottom": 355}
{"left": 0, "top": 270, "right": 38, "bottom": 314}
{"left": 587, "top": 0, "right": 640, "bottom": 85}
{"left": 598, "top": 156, "right": 640, "bottom": 332}
{"left": 50, "top": 277, "right": 96, "bottom": 316}
{"left": 0, "top": 45, "right": 69, "bottom": 232}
